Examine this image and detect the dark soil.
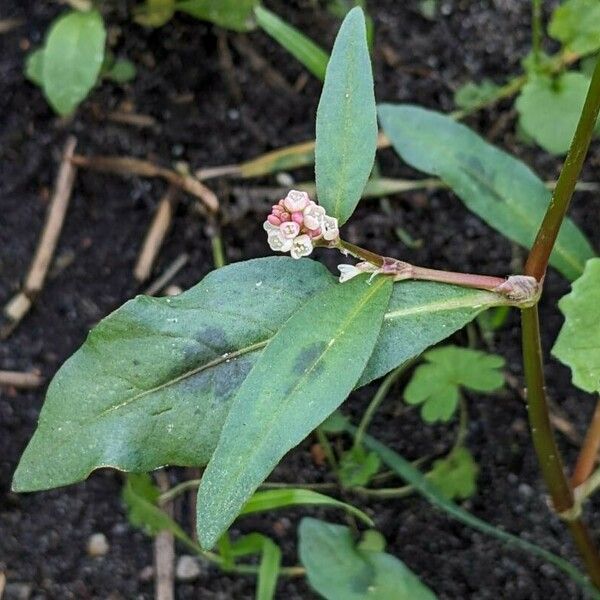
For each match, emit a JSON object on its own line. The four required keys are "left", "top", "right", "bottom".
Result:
{"left": 1, "top": 1, "right": 599, "bottom": 598}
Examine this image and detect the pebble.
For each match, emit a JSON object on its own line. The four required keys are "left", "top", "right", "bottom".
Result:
{"left": 4, "top": 582, "right": 32, "bottom": 600}
{"left": 138, "top": 566, "right": 154, "bottom": 582}
{"left": 86, "top": 533, "right": 109, "bottom": 557}
{"left": 176, "top": 555, "right": 201, "bottom": 582}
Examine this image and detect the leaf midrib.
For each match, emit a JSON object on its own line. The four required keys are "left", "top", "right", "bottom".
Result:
{"left": 58, "top": 285, "right": 509, "bottom": 426}
{"left": 203, "top": 277, "right": 390, "bottom": 530}
{"left": 388, "top": 115, "right": 588, "bottom": 275}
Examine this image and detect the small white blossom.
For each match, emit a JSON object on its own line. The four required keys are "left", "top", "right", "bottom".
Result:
{"left": 337, "top": 264, "right": 363, "bottom": 283}
{"left": 263, "top": 220, "right": 279, "bottom": 233}
{"left": 321, "top": 215, "right": 340, "bottom": 241}
{"left": 268, "top": 231, "right": 293, "bottom": 253}
{"left": 283, "top": 190, "right": 310, "bottom": 213}
{"left": 337, "top": 262, "right": 379, "bottom": 283}
{"left": 290, "top": 234, "right": 313, "bottom": 259}
{"left": 303, "top": 203, "right": 326, "bottom": 230}
{"left": 279, "top": 221, "right": 301, "bottom": 239}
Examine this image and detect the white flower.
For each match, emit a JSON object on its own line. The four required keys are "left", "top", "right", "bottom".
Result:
{"left": 290, "top": 234, "right": 313, "bottom": 259}
{"left": 337, "top": 262, "right": 379, "bottom": 283}
{"left": 303, "top": 203, "right": 326, "bottom": 230}
{"left": 263, "top": 220, "right": 279, "bottom": 233}
{"left": 279, "top": 221, "right": 301, "bottom": 239}
{"left": 283, "top": 190, "right": 310, "bottom": 213}
{"left": 321, "top": 215, "right": 339, "bottom": 241}
{"left": 268, "top": 230, "right": 293, "bottom": 253}
{"left": 337, "top": 264, "right": 363, "bottom": 283}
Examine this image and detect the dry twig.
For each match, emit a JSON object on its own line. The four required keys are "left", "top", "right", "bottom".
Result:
{"left": 0, "top": 370, "right": 44, "bottom": 389}
{"left": 134, "top": 186, "right": 179, "bottom": 283}
{"left": 154, "top": 470, "right": 175, "bottom": 600}
{"left": 2, "top": 136, "right": 78, "bottom": 337}
{"left": 144, "top": 253, "right": 189, "bottom": 297}
{"left": 71, "top": 154, "right": 218, "bottom": 212}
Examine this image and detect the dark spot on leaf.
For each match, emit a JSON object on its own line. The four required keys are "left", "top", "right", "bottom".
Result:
{"left": 195, "top": 326, "right": 229, "bottom": 354}
{"left": 132, "top": 359, "right": 140, "bottom": 366}
{"left": 213, "top": 356, "right": 254, "bottom": 400}
{"left": 293, "top": 341, "right": 328, "bottom": 376}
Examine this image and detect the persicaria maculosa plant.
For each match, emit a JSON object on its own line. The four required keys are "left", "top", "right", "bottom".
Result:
{"left": 13, "top": 7, "right": 600, "bottom": 597}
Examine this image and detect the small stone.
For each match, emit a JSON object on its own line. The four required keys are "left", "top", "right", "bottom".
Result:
{"left": 87, "top": 533, "right": 109, "bottom": 557}
{"left": 176, "top": 555, "right": 201, "bottom": 582}
{"left": 4, "top": 582, "right": 32, "bottom": 600}
{"left": 138, "top": 566, "right": 154, "bottom": 582}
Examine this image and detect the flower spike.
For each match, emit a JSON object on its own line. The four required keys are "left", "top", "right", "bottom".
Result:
{"left": 263, "top": 190, "right": 339, "bottom": 259}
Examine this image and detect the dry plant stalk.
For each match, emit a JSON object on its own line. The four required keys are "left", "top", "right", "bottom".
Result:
{"left": 134, "top": 186, "right": 179, "bottom": 283}
{"left": 144, "top": 253, "right": 189, "bottom": 297}
{"left": 71, "top": 154, "right": 219, "bottom": 212}
{"left": 154, "top": 470, "right": 175, "bottom": 600}
{"left": 2, "top": 136, "right": 78, "bottom": 336}
{"left": 0, "top": 370, "right": 44, "bottom": 389}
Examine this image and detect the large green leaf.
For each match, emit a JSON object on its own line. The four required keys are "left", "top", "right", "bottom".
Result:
{"left": 552, "top": 258, "right": 600, "bottom": 393}
{"left": 12, "top": 258, "right": 334, "bottom": 492}
{"left": 42, "top": 10, "right": 106, "bottom": 115}
{"left": 254, "top": 6, "right": 329, "bottom": 81}
{"left": 359, "top": 281, "right": 511, "bottom": 386}
{"left": 14, "top": 263, "right": 515, "bottom": 493}
{"left": 315, "top": 7, "right": 377, "bottom": 225}
{"left": 378, "top": 104, "right": 595, "bottom": 281}
{"left": 516, "top": 72, "right": 596, "bottom": 155}
{"left": 196, "top": 276, "right": 392, "bottom": 549}
{"left": 299, "top": 518, "right": 437, "bottom": 600}
{"left": 549, "top": 0, "right": 600, "bottom": 55}
{"left": 175, "top": 0, "right": 258, "bottom": 31}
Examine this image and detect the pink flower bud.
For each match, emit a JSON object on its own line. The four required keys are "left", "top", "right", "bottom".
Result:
{"left": 291, "top": 211, "right": 304, "bottom": 225}
{"left": 307, "top": 228, "right": 322, "bottom": 238}
{"left": 267, "top": 214, "right": 281, "bottom": 226}
{"left": 279, "top": 212, "right": 291, "bottom": 222}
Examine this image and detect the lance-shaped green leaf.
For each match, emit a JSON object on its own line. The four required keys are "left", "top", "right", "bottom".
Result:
{"left": 552, "top": 258, "right": 600, "bottom": 393}
{"left": 42, "top": 10, "right": 106, "bottom": 115}
{"left": 378, "top": 104, "right": 595, "bottom": 281}
{"left": 299, "top": 518, "right": 438, "bottom": 600}
{"left": 315, "top": 7, "right": 377, "bottom": 225}
{"left": 13, "top": 268, "right": 515, "bottom": 493}
{"left": 196, "top": 276, "right": 392, "bottom": 549}
{"left": 254, "top": 6, "right": 329, "bottom": 81}
{"left": 241, "top": 488, "right": 373, "bottom": 526}
{"left": 176, "top": 0, "right": 259, "bottom": 32}
{"left": 12, "top": 258, "right": 335, "bottom": 492}
{"left": 359, "top": 281, "right": 511, "bottom": 386}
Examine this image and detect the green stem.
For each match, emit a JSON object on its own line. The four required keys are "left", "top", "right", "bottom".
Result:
{"left": 521, "top": 304, "right": 600, "bottom": 587}
{"left": 525, "top": 56, "right": 600, "bottom": 281}
{"left": 353, "top": 484, "right": 414, "bottom": 498}
{"left": 210, "top": 224, "right": 227, "bottom": 269}
{"left": 532, "top": 0, "right": 542, "bottom": 67}
{"left": 353, "top": 364, "right": 409, "bottom": 450}
{"left": 316, "top": 426, "right": 338, "bottom": 470}
{"left": 451, "top": 397, "right": 469, "bottom": 453}
{"left": 521, "top": 306, "right": 573, "bottom": 512}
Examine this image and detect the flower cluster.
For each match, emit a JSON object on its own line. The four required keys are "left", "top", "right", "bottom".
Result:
{"left": 263, "top": 190, "right": 339, "bottom": 259}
